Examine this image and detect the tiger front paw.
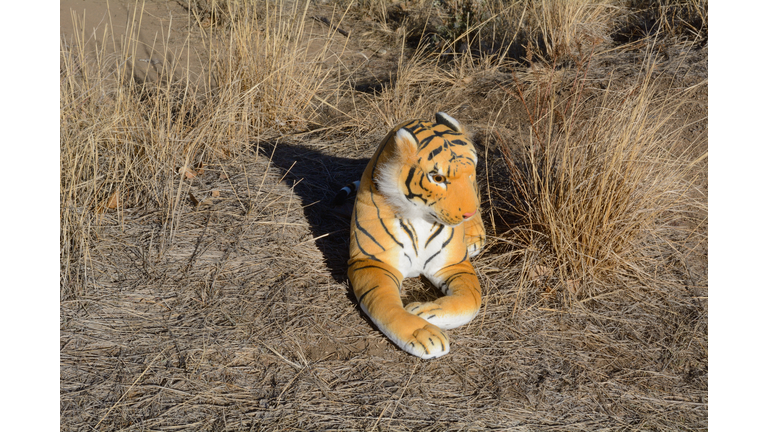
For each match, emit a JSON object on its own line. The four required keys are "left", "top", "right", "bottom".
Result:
{"left": 405, "top": 301, "right": 443, "bottom": 322}
{"left": 406, "top": 300, "right": 476, "bottom": 330}
{"left": 401, "top": 323, "right": 450, "bottom": 359}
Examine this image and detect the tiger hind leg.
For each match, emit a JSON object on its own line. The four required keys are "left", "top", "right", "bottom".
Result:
{"left": 405, "top": 260, "right": 482, "bottom": 330}
{"left": 349, "top": 259, "right": 451, "bottom": 359}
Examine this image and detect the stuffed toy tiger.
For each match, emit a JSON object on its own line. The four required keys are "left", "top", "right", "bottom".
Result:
{"left": 348, "top": 112, "right": 486, "bottom": 359}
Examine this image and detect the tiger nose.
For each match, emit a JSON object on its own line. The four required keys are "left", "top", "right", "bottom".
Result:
{"left": 462, "top": 210, "right": 476, "bottom": 219}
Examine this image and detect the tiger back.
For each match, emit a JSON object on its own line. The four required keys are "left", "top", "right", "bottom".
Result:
{"left": 348, "top": 112, "right": 486, "bottom": 359}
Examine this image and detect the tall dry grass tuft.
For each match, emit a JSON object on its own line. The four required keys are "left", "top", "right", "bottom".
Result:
{"left": 357, "top": 46, "right": 454, "bottom": 131}
{"left": 210, "top": 1, "right": 346, "bottom": 135}
{"left": 60, "top": 1, "right": 343, "bottom": 299}
{"left": 60, "top": 6, "right": 199, "bottom": 298}
{"left": 499, "top": 54, "right": 705, "bottom": 297}
{"left": 618, "top": 0, "right": 708, "bottom": 43}
{"left": 422, "top": 0, "right": 617, "bottom": 65}
{"left": 182, "top": 0, "right": 257, "bottom": 28}
{"left": 518, "top": 0, "right": 618, "bottom": 61}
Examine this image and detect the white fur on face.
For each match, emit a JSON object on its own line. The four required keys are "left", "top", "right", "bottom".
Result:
{"left": 375, "top": 129, "right": 440, "bottom": 223}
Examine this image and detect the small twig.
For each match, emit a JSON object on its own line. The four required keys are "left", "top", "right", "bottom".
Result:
{"left": 312, "top": 16, "right": 349, "bottom": 37}
{"left": 260, "top": 341, "right": 303, "bottom": 371}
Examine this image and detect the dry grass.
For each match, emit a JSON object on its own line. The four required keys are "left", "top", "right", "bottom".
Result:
{"left": 494, "top": 51, "right": 706, "bottom": 297}
{"left": 61, "top": 0, "right": 707, "bottom": 430}
{"left": 617, "top": 0, "right": 708, "bottom": 44}
{"left": 354, "top": 46, "right": 458, "bottom": 131}
{"left": 60, "top": 0, "right": 344, "bottom": 298}
{"left": 497, "top": 0, "right": 619, "bottom": 62}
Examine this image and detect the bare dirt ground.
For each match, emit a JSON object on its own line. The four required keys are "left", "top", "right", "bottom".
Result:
{"left": 60, "top": 1, "right": 708, "bottom": 430}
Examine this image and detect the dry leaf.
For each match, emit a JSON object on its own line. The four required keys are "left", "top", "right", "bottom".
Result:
{"left": 530, "top": 265, "right": 553, "bottom": 279}
{"left": 189, "top": 192, "right": 199, "bottom": 206}
{"left": 565, "top": 279, "right": 581, "bottom": 294}
{"left": 179, "top": 166, "right": 197, "bottom": 179}
{"left": 106, "top": 191, "right": 120, "bottom": 209}
{"left": 195, "top": 162, "right": 205, "bottom": 175}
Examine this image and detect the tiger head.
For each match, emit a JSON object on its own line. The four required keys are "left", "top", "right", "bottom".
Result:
{"left": 376, "top": 112, "right": 480, "bottom": 227}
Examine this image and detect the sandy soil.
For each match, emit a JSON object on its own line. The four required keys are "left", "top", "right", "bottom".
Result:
{"left": 61, "top": 0, "right": 214, "bottom": 83}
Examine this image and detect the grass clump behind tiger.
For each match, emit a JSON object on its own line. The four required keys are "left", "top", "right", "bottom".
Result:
{"left": 483, "top": 46, "right": 706, "bottom": 307}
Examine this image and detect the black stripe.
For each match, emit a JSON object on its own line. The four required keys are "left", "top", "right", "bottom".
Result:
{"left": 448, "top": 138, "right": 469, "bottom": 146}
{"left": 448, "top": 153, "right": 475, "bottom": 164}
{"left": 406, "top": 220, "right": 420, "bottom": 248}
{"left": 424, "top": 127, "right": 462, "bottom": 141}
{"left": 423, "top": 249, "right": 442, "bottom": 269}
{"left": 399, "top": 219, "right": 418, "bottom": 255}
{"left": 425, "top": 224, "right": 444, "bottom": 247}
{"left": 354, "top": 234, "right": 383, "bottom": 262}
{"left": 371, "top": 189, "right": 404, "bottom": 249}
{"left": 427, "top": 144, "right": 444, "bottom": 161}
{"left": 417, "top": 134, "right": 439, "bottom": 150}
{"left": 442, "top": 271, "right": 480, "bottom": 295}
{"left": 417, "top": 171, "right": 431, "bottom": 197}
{"left": 357, "top": 285, "right": 379, "bottom": 303}
{"left": 355, "top": 216, "right": 386, "bottom": 252}
{"left": 353, "top": 264, "right": 401, "bottom": 289}
{"left": 441, "top": 227, "right": 455, "bottom": 248}
{"left": 428, "top": 125, "right": 460, "bottom": 137}
{"left": 404, "top": 167, "right": 427, "bottom": 204}
{"left": 444, "top": 271, "right": 475, "bottom": 285}
{"left": 404, "top": 120, "right": 425, "bottom": 134}
{"left": 415, "top": 340, "right": 427, "bottom": 354}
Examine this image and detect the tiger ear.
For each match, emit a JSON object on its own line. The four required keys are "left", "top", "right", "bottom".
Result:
{"left": 435, "top": 112, "right": 465, "bottom": 134}
{"left": 393, "top": 127, "right": 419, "bottom": 153}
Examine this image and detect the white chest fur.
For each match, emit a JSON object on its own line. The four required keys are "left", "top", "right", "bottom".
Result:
{"left": 395, "top": 217, "right": 457, "bottom": 278}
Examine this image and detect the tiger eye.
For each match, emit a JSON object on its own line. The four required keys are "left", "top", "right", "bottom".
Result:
{"left": 432, "top": 174, "right": 445, "bottom": 183}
